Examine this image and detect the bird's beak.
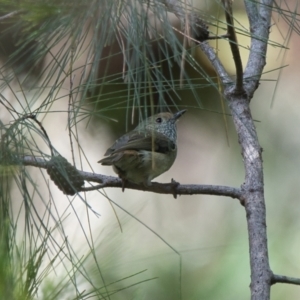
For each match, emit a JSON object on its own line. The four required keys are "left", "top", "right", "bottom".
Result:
{"left": 173, "top": 109, "right": 186, "bottom": 121}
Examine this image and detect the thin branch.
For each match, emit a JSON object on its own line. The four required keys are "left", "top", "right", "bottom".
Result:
{"left": 271, "top": 274, "right": 300, "bottom": 286}
{"left": 199, "top": 2, "right": 274, "bottom": 299}
{"left": 0, "top": 10, "right": 23, "bottom": 21}
{"left": 244, "top": 0, "right": 259, "bottom": 26}
{"left": 68, "top": 57, "right": 76, "bottom": 167}
{"left": 162, "top": 0, "right": 209, "bottom": 42}
{"left": 221, "top": 0, "right": 245, "bottom": 94}
{"left": 20, "top": 155, "right": 242, "bottom": 199}
{"left": 197, "top": 42, "right": 232, "bottom": 86}
{"left": 171, "top": 25, "right": 229, "bottom": 43}
{"left": 162, "top": 0, "right": 186, "bottom": 21}
{"left": 244, "top": 0, "right": 274, "bottom": 99}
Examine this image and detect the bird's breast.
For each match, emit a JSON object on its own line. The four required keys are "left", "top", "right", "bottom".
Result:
{"left": 138, "top": 149, "right": 177, "bottom": 180}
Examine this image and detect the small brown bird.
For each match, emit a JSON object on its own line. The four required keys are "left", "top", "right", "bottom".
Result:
{"left": 98, "top": 110, "right": 186, "bottom": 190}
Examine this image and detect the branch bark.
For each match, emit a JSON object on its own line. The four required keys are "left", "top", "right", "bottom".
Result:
{"left": 239, "top": 3, "right": 275, "bottom": 297}
{"left": 271, "top": 274, "right": 300, "bottom": 286}
{"left": 244, "top": 1, "right": 273, "bottom": 100}
{"left": 21, "top": 155, "right": 242, "bottom": 199}
{"left": 222, "top": 0, "right": 245, "bottom": 93}
{"left": 199, "top": 1, "right": 274, "bottom": 299}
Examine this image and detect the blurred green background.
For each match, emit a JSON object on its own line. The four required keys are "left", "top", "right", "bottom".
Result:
{"left": 1, "top": 0, "right": 300, "bottom": 299}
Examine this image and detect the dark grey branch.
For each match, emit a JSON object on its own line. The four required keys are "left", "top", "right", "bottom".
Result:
{"left": 221, "top": 0, "right": 245, "bottom": 94}
{"left": 162, "top": 0, "right": 209, "bottom": 42}
{"left": 271, "top": 274, "right": 300, "bottom": 286}
{"left": 198, "top": 1, "right": 274, "bottom": 299}
{"left": 244, "top": 0, "right": 259, "bottom": 27}
{"left": 244, "top": 0, "right": 274, "bottom": 99}
{"left": 197, "top": 42, "right": 232, "bottom": 86}
{"left": 162, "top": 0, "right": 186, "bottom": 21}
{"left": 21, "top": 155, "right": 242, "bottom": 199}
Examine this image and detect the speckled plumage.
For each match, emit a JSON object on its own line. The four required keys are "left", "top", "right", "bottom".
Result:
{"left": 98, "top": 110, "right": 186, "bottom": 189}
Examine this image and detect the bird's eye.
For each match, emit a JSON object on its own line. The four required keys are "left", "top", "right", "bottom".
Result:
{"left": 156, "top": 117, "right": 162, "bottom": 123}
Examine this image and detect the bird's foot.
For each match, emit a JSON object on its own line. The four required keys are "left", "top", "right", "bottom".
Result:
{"left": 143, "top": 180, "right": 152, "bottom": 188}
{"left": 121, "top": 178, "right": 127, "bottom": 192}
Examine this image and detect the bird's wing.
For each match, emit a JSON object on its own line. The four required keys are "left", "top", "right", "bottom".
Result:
{"left": 104, "top": 134, "right": 132, "bottom": 156}
{"left": 104, "top": 132, "right": 175, "bottom": 156}
{"left": 99, "top": 150, "right": 140, "bottom": 166}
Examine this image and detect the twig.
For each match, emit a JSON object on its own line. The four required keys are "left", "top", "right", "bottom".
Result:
{"left": 271, "top": 274, "right": 300, "bottom": 286}
{"left": 20, "top": 155, "right": 242, "bottom": 199}
{"left": 244, "top": 1, "right": 274, "bottom": 100}
{"left": 221, "top": 0, "right": 244, "bottom": 94}
{"left": 197, "top": 42, "right": 232, "bottom": 86}
{"left": 24, "top": 115, "right": 54, "bottom": 156}
{"left": 68, "top": 33, "right": 76, "bottom": 167}
{"left": 0, "top": 10, "right": 23, "bottom": 21}
{"left": 171, "top": 25, "right": 229, "bottom": 43}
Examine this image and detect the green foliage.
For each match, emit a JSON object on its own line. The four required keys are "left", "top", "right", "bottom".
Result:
{"left": 0, "top": 0, "right": 297, "bottom": 299}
